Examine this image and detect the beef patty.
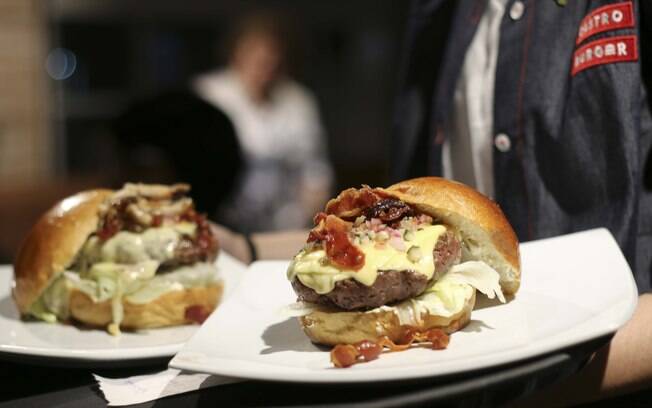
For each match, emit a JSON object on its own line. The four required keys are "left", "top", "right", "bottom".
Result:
{"left": 292, "top": 230, "right": 462, "bottom": 310}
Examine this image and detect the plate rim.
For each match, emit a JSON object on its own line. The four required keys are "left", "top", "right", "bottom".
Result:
{"left": 0, "top": 341, "right": 186, "bottom": 361}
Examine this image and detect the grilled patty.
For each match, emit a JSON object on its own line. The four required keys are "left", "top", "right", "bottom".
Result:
{"left": 292, "top": 230, "right": 461, "bottom": 310}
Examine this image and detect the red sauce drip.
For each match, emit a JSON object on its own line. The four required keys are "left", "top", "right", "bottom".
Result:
{"left": 324, "top": 216, "right": 364, "bottom": 269}
{"left": 308, "top": 215, "right": 364, "bottom": 270}
{"left": 355, "top": 340, "right": 383, "bottom": 361}
{"left": 97, "top": 216, "right": 121, "bottom": 240}
{"left": 331, "top": 344, "right": 358, "bottom": 368}
{"left": 184, "top": 305, "right": 211, "bottom": 324}
{"left": 330, "top": 329, "right": 450, "bottom": 368}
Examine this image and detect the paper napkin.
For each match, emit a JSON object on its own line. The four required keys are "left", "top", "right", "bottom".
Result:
{"left": 94, "top": 368, "right": 240, "bottom": 406}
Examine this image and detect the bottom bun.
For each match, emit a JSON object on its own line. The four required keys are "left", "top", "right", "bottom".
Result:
{"left": 299, "top": 291, "right": 475, "bottom": 346}
{"left": 69, "top": 283, "right": 223, "bottom": 329}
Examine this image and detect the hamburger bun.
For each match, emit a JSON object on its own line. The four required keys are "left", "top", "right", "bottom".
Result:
{"left": 13, "top": 189, "right": 113, "bottom": 314}
{"left": 386, "top": 177, "right": 520, "bottom": 295}
{"left": 13, "top": 184, "right": 223, "bottom": 331}
{"left": 68, "top": 284, "right": 223, "bottom": 329}
{"left": 300, "top": 291, "right": 475, "bottom": 346}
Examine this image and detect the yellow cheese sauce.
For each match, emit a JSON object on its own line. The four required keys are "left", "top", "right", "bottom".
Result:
{"left": 80, "top": 223, "right": 196, "bottom": 266}
{"left": 31, "top": 262, "right": 219, "bottom": 324}
{"left": 287, "top": 225, "right": 446, "bottom": 294}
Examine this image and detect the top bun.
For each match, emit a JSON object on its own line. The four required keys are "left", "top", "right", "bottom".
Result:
{"left": 13, "top": 189, "right": 113, "bottom": 314}
{"left": 385, "top": 177, "right": 520, "bottom": 295}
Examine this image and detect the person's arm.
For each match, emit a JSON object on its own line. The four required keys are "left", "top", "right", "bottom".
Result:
{"left": 510, "top": 294, "right": 652, "bottom": 407}
{"left": 292, "top": 85, "right": 334, "bottom": 225}
{"left": 212, "top": 223, "right": 308, "bottom": 263}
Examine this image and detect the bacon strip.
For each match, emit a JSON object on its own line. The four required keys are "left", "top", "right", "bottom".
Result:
{"left": 363, "top": 198, "right": 414, "bottom": 227}
{"left": 97, "top": 184, "right": 193, "bottom": 240}
{"left": 325, "top": 186, "right": 389, "bottom": 219}
{"left": 330, "top": 329, "right": 450, "bottom": 368}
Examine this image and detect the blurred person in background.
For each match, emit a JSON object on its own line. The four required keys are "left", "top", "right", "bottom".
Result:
{"left": 193, "top": 12, "right": 333, "bottom": 232}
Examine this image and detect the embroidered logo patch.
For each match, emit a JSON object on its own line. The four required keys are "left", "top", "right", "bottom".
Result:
{"left": 576, "top": 1, "right": 634, "bottom": 45}
{"left": 572, "top": 35, "right": 638, "bottom": 76}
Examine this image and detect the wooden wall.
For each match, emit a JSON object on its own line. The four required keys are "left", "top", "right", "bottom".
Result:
{"left": 0, "top": 0, "right": 52, "bottom": 184}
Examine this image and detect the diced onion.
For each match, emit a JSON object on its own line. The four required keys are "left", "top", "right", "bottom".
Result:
{"left": 389, "top": 236, "right": 406, "bottom": 251}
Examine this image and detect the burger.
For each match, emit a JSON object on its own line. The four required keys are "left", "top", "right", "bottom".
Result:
{"left": 13, "top": 183, "right": 222, "bottom": 335}
{"left": 286, "top": 177, "right": 520, "bottom": 366}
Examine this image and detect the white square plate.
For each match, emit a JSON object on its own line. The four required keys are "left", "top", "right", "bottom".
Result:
{"left": 0, "top": 253, "right": 246, "bottom": 365}
{"left": 170, "top": 229, "right": 638, "bottom": 382}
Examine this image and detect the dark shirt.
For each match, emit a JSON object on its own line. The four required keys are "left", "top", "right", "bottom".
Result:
{"left": 392, "top": 0, "right": 652, "bottom": 292}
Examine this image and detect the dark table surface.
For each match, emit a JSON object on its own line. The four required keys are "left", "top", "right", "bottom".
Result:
{"left": 7, "top": 334, "right": 651, "bottom": 408}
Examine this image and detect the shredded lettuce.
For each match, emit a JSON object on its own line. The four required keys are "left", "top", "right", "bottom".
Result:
{"left": 436, "top": 261, "right": 505, "bottom": 302}
{"left": 28, "top": 297, "right": 58, "bottom": 323}
{"left": 30, "top": 262, "right": 220, "bottom": 327}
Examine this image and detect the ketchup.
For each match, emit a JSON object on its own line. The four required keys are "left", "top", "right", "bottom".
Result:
{"left": 308, "top": 215, "right": 364, "bottom": 270}
{"left": 330, "top": 329, "right": 450, "bottom": 368}
{"left": 97, "top": 216, "right": 121, "bottom": 240}
{"left": 185, "top": 305, "right": 211, "bottom": 324}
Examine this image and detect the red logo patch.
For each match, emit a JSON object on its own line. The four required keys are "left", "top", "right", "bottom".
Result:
{"left": 576, "top": 1, "right": 634, "bottom": 45}
{"left": 572, "top": 35, "right": 638, "bottom": 76}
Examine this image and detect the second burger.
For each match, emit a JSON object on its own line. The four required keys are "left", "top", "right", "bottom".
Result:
{"left": 13, "top": 183, "right": 222, "bottom": 335}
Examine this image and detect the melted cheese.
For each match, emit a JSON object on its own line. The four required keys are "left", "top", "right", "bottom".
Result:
{"left": 287, "top": 225, "right": 446, "bottom": 294}
{"left": 80, "top": 223, "right": 196, "bottom": 266}
{"left": 41, "top": 273, "right": 71, "bottom": 319}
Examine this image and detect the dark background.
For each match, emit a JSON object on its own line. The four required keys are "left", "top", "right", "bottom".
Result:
{"left": 50, "top": 0, "right": 410, "bottom": 191}
{"left": 0, "top": 0, "right": 411, "bottom": 261}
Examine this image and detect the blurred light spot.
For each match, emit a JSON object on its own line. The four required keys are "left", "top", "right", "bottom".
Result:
{"left": 46, "top": 48, "right": 77, "bottom": 80}
{"left": 56, "top": 194, "right": 83, "bottom": 216}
